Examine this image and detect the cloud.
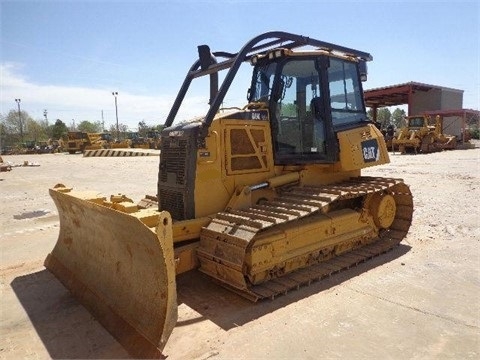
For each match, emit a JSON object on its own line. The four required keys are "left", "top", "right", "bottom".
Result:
{"left": 1, "top": 63, "right": 210, "bottom": 130}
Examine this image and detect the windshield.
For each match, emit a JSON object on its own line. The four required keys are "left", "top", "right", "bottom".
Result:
{"left": 408, "top": 117, "right": 425, "bottom": 127}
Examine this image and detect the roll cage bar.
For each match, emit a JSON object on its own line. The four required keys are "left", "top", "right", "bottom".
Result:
{"left": 163, "top": 31, "right": 373, "bottom": 137}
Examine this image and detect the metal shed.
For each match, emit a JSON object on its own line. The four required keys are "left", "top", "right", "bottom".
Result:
{"left": 364, "top": 82, "right": 464, "bottom": 121}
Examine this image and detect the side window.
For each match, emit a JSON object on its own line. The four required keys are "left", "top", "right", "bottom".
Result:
{"left": 278, "top": 76, "right": 297, "bottom": 119}
{"left": 273, "top": 59, "right": 326, "bottom": 158}
{"left": 250, "top": 63, "right": 277, "bottom": 102}
{"left": 328, "top": 58, "right": 366, "bottom": 127}
{"left": 275, "top": 74, "right": 300, "bottom": 153}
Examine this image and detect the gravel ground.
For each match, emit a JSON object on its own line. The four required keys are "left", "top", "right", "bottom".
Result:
{"left": 1, "top": 142, "right": 479, "bottom": 359}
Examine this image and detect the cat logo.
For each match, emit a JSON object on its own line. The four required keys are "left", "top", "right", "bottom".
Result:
{"left": 361, "top": 139, "right": 379, "bottom": 162}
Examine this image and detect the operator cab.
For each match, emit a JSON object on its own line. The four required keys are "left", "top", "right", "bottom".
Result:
{"left": 407, "top": 116, "right": 428, "bottom": 129}
{"left": 248, "top": 49, "right": 368, "bottom": 165}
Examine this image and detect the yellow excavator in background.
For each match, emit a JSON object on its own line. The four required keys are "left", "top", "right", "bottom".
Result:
{"left": 45, "top": 32, "right": 413, "bottom": 358}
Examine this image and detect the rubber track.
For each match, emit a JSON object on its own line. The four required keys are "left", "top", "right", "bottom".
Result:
{"left": 198, "top": 176, "right": 413, "bottom": 301}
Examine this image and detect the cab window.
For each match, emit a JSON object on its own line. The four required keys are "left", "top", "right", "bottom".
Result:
{"left": 328, "top": 58, "right": 366, "bottom": 128}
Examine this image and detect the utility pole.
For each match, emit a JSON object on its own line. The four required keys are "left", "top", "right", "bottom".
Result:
{"left": 112, "top": 92, "right": 119, "bottom": 140}
{"left": 44, "top": 109, "right": 48, "bottom": 127}
{"left": 15, "top": 99, "right": 23, "bottom": 143}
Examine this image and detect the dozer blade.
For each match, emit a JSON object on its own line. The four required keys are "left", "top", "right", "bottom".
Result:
{"left": 45, "top": 187, "right": 177, "bottom": 359}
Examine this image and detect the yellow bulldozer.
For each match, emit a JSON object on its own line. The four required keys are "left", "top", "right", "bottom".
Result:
{"left": 45, "top": 32, "right": 413, "bottom": 358}
{"left": 392, "top": 114, "right": 457, "bottom": 154}
{"left": 128, "top": 130, "right": 162, "bottom": 149}
{"left": 64, "top": 131, "right": 113, "bottom": 153}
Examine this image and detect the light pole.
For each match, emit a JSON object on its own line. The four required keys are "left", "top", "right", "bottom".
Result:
{"left": 15, "top": 99, "right": 23, "bottom": 143}
{"left": 44, "top": 109, "right": 48, "bottom": 127}
{"left": 112, "top": 92, "right": 119, "bottom": 140}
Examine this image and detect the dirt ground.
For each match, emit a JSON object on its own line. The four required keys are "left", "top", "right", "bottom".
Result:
{"left": 1, "top": 144, "right": 479, "bottom": 360}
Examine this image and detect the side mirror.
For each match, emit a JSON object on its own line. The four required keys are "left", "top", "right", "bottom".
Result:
{"left": 358, "top": 60, "right": 368, "bottom": 82}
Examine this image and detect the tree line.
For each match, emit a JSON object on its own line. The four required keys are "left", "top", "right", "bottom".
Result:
{"left": 9, "top": 105, "right": 466, "bottom": 150}
{"left": 367, "top": 107, "right": 407, "bottom": 129}
{"left": 0, "top": 109, "right": 162, "bottom": 149}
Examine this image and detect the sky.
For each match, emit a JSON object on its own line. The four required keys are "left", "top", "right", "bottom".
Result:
{"left": 1, "top": 0, "right": 479, "bottom": 131}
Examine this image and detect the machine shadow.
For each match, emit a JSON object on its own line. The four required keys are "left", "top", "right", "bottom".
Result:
{"left": 10, "top": 269, "right": 129, "bottom": 359}
{"left": 177, "top": 244, "right": 411, "bottom": 331}
{"left": 11, "top": 244, "right": 409, "bottom": 359}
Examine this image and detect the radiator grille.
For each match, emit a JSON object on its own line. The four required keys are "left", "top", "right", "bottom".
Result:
{"left": 159, "top": 188, "right": 185, "bottom": 221}
{"left": 158, "top": 135, "right": 193, "bottom": 220}
{"left": 160, "top": 138, "right": 188, "bottom": 185}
